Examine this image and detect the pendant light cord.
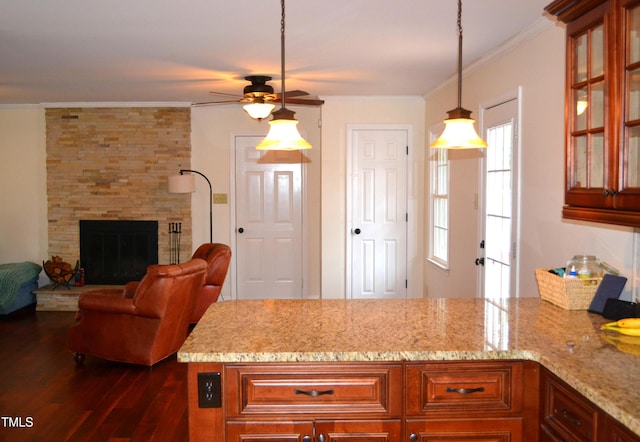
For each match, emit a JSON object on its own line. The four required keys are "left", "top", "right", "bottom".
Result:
{"left": 280, "top": 0, "right": 286, "bottom": 109}
{"left": 456, "top": 0, "right": 463, "bottom": 110}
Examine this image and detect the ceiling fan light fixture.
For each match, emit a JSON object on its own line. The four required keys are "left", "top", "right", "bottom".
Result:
{"left": 243, "top": 102, "right": 276, "bottom": 121}
{"left": 431, "top": 0, "right": 487, "bottom": 150}
{"left": 256, "top": 108, "right": 311, "bottom": 151}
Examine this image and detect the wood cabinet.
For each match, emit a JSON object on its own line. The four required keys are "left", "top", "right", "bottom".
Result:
{"left": 540, "top": 367, "right": 640, "bottom": 442}
{"left": 405, "top": 361, "right": 533, "bottom": 441}
{"left": 224, "top": 362, "right": 403, "bottom": 441}
{"left": 187, "top": 360, "right": 637, "bottom": 441}
{"left": 546, "top": 0, "right": 640, "bottom": 227}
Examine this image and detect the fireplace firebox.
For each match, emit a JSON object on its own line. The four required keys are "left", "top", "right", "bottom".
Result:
{"left": 79, "top": 220, "right": 159, "bottom": 285}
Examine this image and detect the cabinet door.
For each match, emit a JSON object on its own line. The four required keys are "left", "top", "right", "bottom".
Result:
{"left": 406, "top": 418, "right": 523, "bottom": 442}
{"left": 315, "top": 420, "right": 402, "bottom": 441}
{"left": 565, "top": 2, "right": 615, "bottom": 210}
{"left": 226, "top": 420, "right": 314, "bottom": 442}
{"left": 616, "top": 0, "right": 640, "bottom": 210}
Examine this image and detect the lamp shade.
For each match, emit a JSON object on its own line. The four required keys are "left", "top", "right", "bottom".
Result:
{"left": 431, "top": 117, "right": 488, "bottom": 149}
{"left": 256, "top": 108, "right": 311, "bottom": 151}
{"left": 243, "top": 102, "right": 275, "bottom": 121}
{"left": 168, "top": 174, "right": 196, "bottom": 193}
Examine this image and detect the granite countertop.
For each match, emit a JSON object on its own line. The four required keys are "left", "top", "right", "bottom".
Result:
{"left": 178, "top": 297, "right": 640, "bottom": 435}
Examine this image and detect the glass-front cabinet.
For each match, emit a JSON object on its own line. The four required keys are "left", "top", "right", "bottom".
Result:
{"left": 546, "top": 0, "right": 640, "bottom": 227}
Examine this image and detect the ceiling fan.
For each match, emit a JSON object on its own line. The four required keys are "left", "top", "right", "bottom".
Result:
{"left": 195, "top": 75, "right": 324, "bottom": 107}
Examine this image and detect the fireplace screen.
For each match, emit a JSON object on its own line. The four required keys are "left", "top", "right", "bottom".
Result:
{"left": 80, "top": 220, "right": 159, "bottom": 285}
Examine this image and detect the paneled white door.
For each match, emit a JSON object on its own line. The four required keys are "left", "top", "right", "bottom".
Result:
{"left": 234, "top": 136, "right": 303, "bottom": 299}
{"left": 349, "top": 128, "right": 408, "bottom": 298}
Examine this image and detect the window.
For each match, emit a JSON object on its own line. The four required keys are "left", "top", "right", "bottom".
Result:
{"left": 429, "top": 138, "right": 449, "bottom": 268}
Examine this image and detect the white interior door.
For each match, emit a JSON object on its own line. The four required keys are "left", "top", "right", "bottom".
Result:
{"left": 349, "top": 127, "right": 408, "bottom": 298}
{"left": 480, "top": 98, "right": 519, "bottom": 298}
{"left": 234, "top": 136, "right": 303, "bottom": 299}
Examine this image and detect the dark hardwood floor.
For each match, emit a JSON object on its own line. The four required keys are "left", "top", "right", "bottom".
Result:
{"left": 0, "top": 310, "right": 189, "bottom": 441}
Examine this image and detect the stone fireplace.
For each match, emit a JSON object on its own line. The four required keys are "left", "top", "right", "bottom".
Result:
{"left": 45, "top": 107, "right": 193, "bottom": 271}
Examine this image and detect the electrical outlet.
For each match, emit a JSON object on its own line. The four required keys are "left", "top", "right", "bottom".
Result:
{"left": 197, "top": 372, "right": 222, "bottom": 408}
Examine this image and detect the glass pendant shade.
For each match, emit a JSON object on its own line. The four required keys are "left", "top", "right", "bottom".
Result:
{"left": 243, "top": 102, "right": 275, "bottom": 121}
{"left": 431, "top": 108, "right": 487, "bottom": 149}
{"left": 431, "top": 0, "right": 487, "bottom": 150}
{"left": 168, "top": 173, "right": 196, "bottom": 193}
{"left": 256, "top": 108, "right": 311, "bottom": 151}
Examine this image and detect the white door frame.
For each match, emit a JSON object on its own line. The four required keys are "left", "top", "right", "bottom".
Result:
{"left": 228, "top": 131, "right": 311, "bottom": 300}
{"left": 346, "top": 124, "right": 414, "bottom": 298}
{"left": 477, "top": 87, "right": 523, "bottom": 298}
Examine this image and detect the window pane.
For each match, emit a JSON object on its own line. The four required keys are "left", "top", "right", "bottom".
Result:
{"left": 629, "top": 5, "right": 640, "bottom": 64}
{"left": 628, "top": 67, "right": 640, "bottom": 121}
{"left": 591, "top": 81, "right": 605, "bottom": 128}
{"left": 574, "top": 87, "right": 588, "bottom": 131}
{"left": 574, "top": 33, "right": 588, "bottom": 83}
{"left": 591, "top": 133, "right": 605, "bottom": 188}
{"left": 573, "top": 135, "right": 587, "bottom": 188}
{"left": 591, "top": 24, "right": 604, "bottom": 77}
{"left": 627, "top": 126, "right": 640, "bottom": 187}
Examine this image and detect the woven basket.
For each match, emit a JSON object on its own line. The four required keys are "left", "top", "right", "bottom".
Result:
{"left": 535, "top": 268, "right": 601, "bottom": 310}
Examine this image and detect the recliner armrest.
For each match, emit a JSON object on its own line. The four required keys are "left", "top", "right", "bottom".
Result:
{"left": 78, "top": 293, "right": 137, "bottom": 315}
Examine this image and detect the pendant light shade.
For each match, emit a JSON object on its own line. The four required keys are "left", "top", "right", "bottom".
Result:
{"left": 257, "top": 0, "right": 312, "bottom": 151}
{"left": 431, "top": 108, "right": 487, "bottom": 150}
{"left": 256, "top": 108, "right": 311, "bottom": 150}
{"left": 431, "top": 0, "right": 487, "bottom": 150}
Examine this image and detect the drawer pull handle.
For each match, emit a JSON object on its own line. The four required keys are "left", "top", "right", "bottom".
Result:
{"left": 294, "top": 388, "right": 335, "bottom": 397}
{"left": 559, "top": 408, "right": 582, "bottom": 428}
{"left": 445, "top": 386, "right": 485, "bottom": 395}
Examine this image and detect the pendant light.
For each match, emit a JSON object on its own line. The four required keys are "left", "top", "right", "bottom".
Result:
{"left": 431, "top": 0, "right": 487, "bottom": 149}
{"left": 256, "top": 0, "right": 311, "bottom": 151}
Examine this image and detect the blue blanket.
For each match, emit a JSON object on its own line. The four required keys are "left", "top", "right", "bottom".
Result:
{"left": 0, "top": 262, "right": 42, "bottom": 309}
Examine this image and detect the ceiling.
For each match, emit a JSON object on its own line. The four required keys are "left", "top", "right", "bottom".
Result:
{"left": 1, "top": 0, "right": 554, "bottom": 105}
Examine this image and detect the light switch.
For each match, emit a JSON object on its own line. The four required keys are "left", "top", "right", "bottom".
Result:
{"left": 213, "top": 193, "right": 228, "bottom": 204}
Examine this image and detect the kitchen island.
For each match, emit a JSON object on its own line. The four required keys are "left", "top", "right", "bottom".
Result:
{"left": 178, "top": 297, "right": 640, "bottom": 441}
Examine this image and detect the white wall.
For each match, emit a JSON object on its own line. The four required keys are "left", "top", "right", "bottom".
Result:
{"left": 320, "top": 97, "right": 426, "bottom": 298}
{"left": 424, "top": 22, "right": 637, "bottom": 300}
{"left": 0, "top": 106, "right": 48, "bottom": 284}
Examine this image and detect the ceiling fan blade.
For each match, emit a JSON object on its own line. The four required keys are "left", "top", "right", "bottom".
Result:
{"left": 273, "top": 90, "right": 310, "bottom": 99}
{"left": 192, "top": 99, "right": 242, "bottom": 106}
{"left": 208, "top": 91, "right": 243, "bottom": 98}
{"left": 284, "top": 98, "right": 325, "bottom": 106}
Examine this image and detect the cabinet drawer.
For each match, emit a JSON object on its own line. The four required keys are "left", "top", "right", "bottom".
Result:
{"left": 542, "top": 373, "right": 600, "bottom": 441}
{"left": 406, "top": 418, "right": 523, "bottom": 441}
{"left": 406, "top": 361, "right": 523, "bottom": 416}
{"left": 225, "top": 363, "right": 402, "bottom": 417}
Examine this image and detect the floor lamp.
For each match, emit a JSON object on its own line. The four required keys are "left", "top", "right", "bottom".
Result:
{"left": 168, "top": 169, "right": 213, "bottom": 243}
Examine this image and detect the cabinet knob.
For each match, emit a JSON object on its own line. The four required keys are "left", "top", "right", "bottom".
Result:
{"left": 238, "top": 227, "right": 244, "bottom": 234}
{"left": 302, "top": 436, "right": 312, "bottom": 442}
{"left": 603, "top": 189, "right": 618, "bottom": 197}
{"left": 409, "top": 433, "right": 418, "bottom": 441}
{"left": 318, "top": 434, "right": 326, "bottom": 442}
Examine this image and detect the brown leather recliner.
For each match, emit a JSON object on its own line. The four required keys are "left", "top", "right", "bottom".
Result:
{"left": 67, "top": 259, "right": 207, "bottom": 366}
{"left": 190, "top": 243, "right": 231, "bottom": 323}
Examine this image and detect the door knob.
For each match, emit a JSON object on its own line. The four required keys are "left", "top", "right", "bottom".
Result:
{"left": 238, "top": 227, "right": 244, "bottom": 234}
{"left": 353, "top": 228, "right": 361, "bottom": 235}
